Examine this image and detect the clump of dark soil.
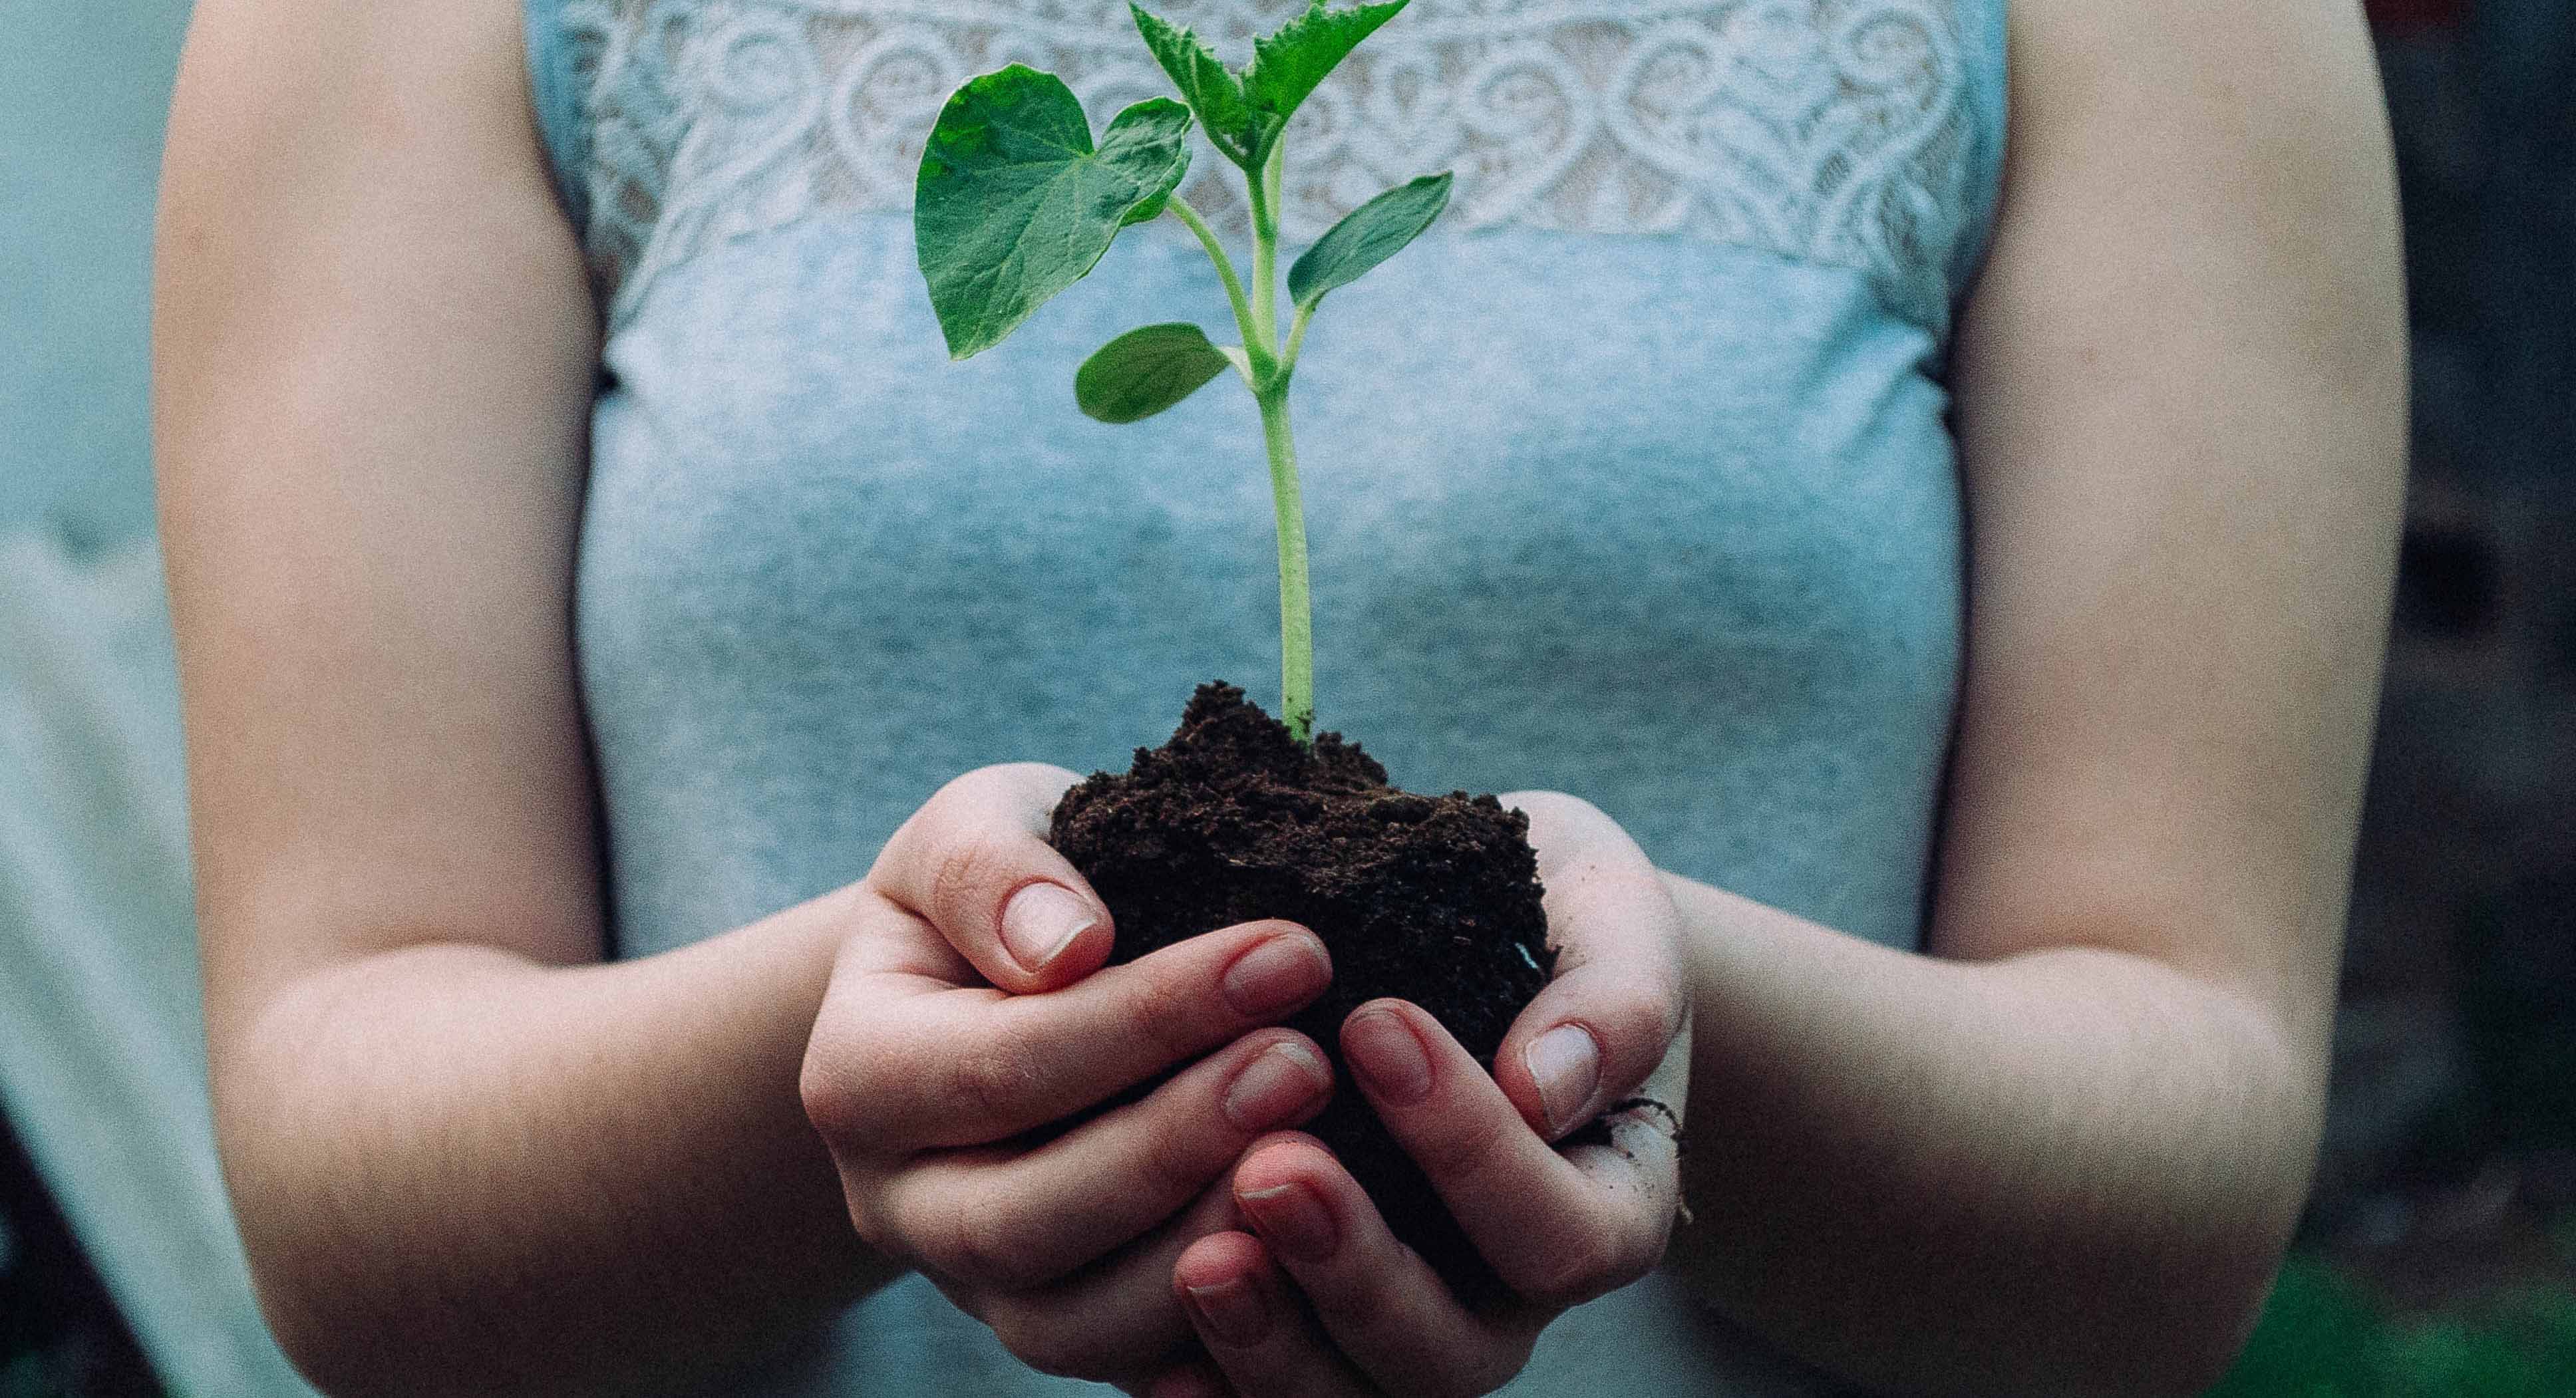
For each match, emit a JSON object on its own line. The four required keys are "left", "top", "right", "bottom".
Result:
{"left": 1050, "top": 682, "right": 1553, "bottom": 1300}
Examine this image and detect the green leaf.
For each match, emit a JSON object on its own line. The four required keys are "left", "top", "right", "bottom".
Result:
{"left": 1130, "top": 5, "right": 1261, "bottom": 167}
{"left": 914, "top": 67, "right": 1194, "bottom": 358}
{"left": 1242, "top": 1, "right": 1408, "bottom": 154}
{"left": 1074, "top": 323, "right": 1233, "bottom": 423}
{"left": 1287, "top": 172, "right": 1452, "bottom": 309}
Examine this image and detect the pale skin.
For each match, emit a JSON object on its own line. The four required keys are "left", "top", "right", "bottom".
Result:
{"left": 154, "top": 0, "right": 2403, "bottom": 1395}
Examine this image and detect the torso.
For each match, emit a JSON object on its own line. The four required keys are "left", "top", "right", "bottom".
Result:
{"left": 526, "top": 1, "right": 2004, "bottom": 1389}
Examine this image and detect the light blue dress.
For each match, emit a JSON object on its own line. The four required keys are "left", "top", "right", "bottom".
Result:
{"left": 526, "top": 1, "right": 2007, "bottom": 1390}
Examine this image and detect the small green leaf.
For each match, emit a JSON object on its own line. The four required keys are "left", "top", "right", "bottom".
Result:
{"left": 1121, "top": 184, "right": 1177, "bottom": 227}
{"left": 1242, "top": 1, "right": 1408, "bottom": 155}
{"left": 914, "top": 68, "right": 1194, "bottom": 358}
{"left": 1075, "top": 323, "right": 1233, "bottom": 423}
{"left": 1131, "top": 5, "right": 1261, "bottom": 167}
{"left": 1287, "top": 172, "right": 1452, "bottom": 309}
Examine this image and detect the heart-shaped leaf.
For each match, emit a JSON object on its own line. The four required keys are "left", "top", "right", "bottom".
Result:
{"left": 915, "top": 67, "right": 1195, "bottom": 359}
{"left": 1242, "top": 1, "right": 1408, "bottom": 158}
{"left": 1287, "top": 172, "right": 1452, "bottom": 310}
{"left": 1131, "top": 5, "right": 1261, "bottom": 168}
{"left": 1075, "top": 323, "right": 1233, "bottom": 423}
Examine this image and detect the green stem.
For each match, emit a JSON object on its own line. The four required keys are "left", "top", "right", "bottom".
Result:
{"left": 1166, "top": 196, "right": 1262, "bottom": 365}
{"left": 1280, "top": 300, "right": 1315, "bottom": 379}
{"left": 1248, "top": 146, "right": 1283, "bottom": 351}
{"left": 1263, "top": 140, "right": 1285, "bottom": 242}
{"left": 1255, "top": 382, "right": 1315, "bottom": 744}
{"left": 1241, "top": 142, "right": 1309, "bottom": 739}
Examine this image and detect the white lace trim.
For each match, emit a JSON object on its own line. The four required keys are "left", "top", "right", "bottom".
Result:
{"left": 556, "top": 0, "right": 1985, "bottom": 331}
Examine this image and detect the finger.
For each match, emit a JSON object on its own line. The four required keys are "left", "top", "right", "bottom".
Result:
{"left": 808, "top": 916, "right": 1331, "bottom": 1150}
{"left": 1492, "top": 791, "right": 1689, "bottom": 1141}
{"left": 1231, "top": 1136, "right": 1534, "bottom": 1397}
{"left": 871, "top": 762, "right": 1112, "bottom": 991}
{"left": 882, "top": 1030, "right": 1333, "bottom": 1289}
{"left": 965, "top": 1181, "right": 1242, "bottom": 1382}
{"left": 1341, "top": 1000, "right": 1681, "bottom": 1311}
{"left": 1174, "top": 1232, "right": 1371, "bottom": 1398}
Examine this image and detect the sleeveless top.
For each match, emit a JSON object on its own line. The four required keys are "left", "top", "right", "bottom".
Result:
{"left": 523, "top": 2, "right": 2006, "bottom": 1391}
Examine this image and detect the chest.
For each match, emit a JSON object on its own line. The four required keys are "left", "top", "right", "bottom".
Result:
{"left": 576, "top": 220, "right": 1963, "bottom": 764}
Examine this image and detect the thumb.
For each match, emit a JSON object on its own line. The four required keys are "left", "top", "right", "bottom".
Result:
{"left": 1492, "top": 791, "right": 1690, "bottom": 1142}
{"left": 871, "top": 763, "right": 1115, "bottom": 993}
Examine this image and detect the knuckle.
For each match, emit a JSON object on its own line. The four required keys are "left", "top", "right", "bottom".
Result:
{"left": 927, "top": 1188, "right": 1048, "bottom": 1292}
{"left": 929, "top": 839, "right": 1005, "bottom": 934}
{"left": 1411, "top": 1106, "right": 1512, "bottom": 1188}
{"left": 876, "top": 781, "right": 961, "bottom": 883}
{"left": 800, "top": 1029, "right": 897, "bottom": 1149}
{"left": 1118, "top": 966, "right": 1212, "bottom": 1063}
{"left": 798, "top": 1048, "right": 855, "bottom": 1141}
{"left": 868, "top": 1184, "right": 930, "bottom": 1264}
{"left": 1592, "top": 992, "right": 1681, "bottom": 1077}
{"left": 855, "top": 1176, "right": 933, "bottom": 1266}
{"left": 1128, "top": 1112, "right": 1219, "bottom": 1207}
{"left": 969, "top": 1191, "right": 1074, "bottom": 1291}
{"left": 841, "top": 1188, "right": 898, "bottom": 1258}
{"left": 945, "top": 1028, "right": 1043, "bottom": 1129}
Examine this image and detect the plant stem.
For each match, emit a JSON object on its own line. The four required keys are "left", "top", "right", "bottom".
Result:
{"left": 1255, "top": 381, "right": 1315, "bottom": 744}
{"left": 1248, "top": 146, "right": 1283, "bottom": 350}
{"left": 1178, "top": 146, "right": 1310, "bottom": 740}
{"left": 1280, "top": 301, "right": 1315, "bottom": 378}
{"left": 1167, "top": 196, "right": 1263, "bottom": 369}
{"left": 1263, "top": 140, "right": 1286, "bottom": 247}
{"left": 1244, "top": 142, "right": 1311, "bottom": 740}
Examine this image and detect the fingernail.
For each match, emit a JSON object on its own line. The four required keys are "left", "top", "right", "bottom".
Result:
{"left": 1343, "top": 1008, "right": 1432, "bottom": 1105}
{"left": 1526, "top": 1024, "right": 1601, "bottom": 1137}
{"left": 1220, "top": 932, "right": 1329, "bottom": 1018}
{"left": 1241, "top": 1182, "right": 1337, "bottom": 1264}
{"left": 1222, "top": 1041, "right": 1329, "bottom": 1132}
{"left": 1186, "top": 1276, "right": 1269, "bottom": 1347}
{"left": 1000, "top": 883, "right": 1096, "bottom": 974}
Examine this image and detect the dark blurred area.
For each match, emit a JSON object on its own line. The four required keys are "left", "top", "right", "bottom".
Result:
{"left": 2310, "top": 0, "right": 2576, "bottom": 1299}
{"left": 4, "top": 0, "right": 2573, "bottom": 1393}
{"left": 2211, "top": 0, "right": 2576, "bottom": 1388}
{"left": 0, "top": 1131, "right": 154, "bottom": 1397}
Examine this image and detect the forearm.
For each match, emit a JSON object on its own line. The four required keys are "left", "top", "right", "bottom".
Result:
{"left": 1661, "top": 873, "right": 2321, "bottom": 1397}
{"left": 213, "top": 887, "right": 894, "bottom": 1397}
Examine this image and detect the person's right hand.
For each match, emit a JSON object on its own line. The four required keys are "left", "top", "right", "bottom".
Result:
{"left": 799, "top": 764, "right": 1339, "bottom": 1387}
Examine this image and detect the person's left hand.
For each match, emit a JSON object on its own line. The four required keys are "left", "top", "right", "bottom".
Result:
{"left": 1146, "top": 791, "right": 1694, "bottom": 1398}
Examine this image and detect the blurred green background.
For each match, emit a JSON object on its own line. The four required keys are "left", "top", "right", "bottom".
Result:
{"left": 3, "top": 0, "right": 2571, "bottom": 1393}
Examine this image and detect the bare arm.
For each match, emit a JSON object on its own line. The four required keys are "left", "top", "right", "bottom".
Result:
{"left": 1661, "top": 0, "right": 2406, "bottom": 1392}
{"left": 155, "top": 0, "right": 887, "bottom": 1389}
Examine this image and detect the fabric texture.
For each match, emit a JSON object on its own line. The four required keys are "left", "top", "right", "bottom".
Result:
{"left": 538, "top": 0, "right": 2003, "bottom": 334}
{"left": 524, "top": 0, "right": 2008, "bottom": 1391}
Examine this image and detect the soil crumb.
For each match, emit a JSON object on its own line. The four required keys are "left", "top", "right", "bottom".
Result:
{"left": 1051, "top": 682, "right": 1551, "bottom": 1298}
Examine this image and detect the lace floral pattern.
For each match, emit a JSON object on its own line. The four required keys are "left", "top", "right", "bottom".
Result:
{"left": 554, "top": 0, "right": 1985, "bottom": 331}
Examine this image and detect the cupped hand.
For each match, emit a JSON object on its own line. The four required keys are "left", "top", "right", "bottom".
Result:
{"left": 798, "top": 764, "right": 1341, "bottom": 1385}
{"left": 1155, "top": 791, "right": 1692, "bottom": 1398}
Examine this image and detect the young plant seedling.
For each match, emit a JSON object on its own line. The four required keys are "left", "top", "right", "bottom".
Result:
{"left": 913, "top": 0, "right": 1452, "bottom": 746}
{"left": 917, "top": 8, "right": 1567, "bottom": 1298}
